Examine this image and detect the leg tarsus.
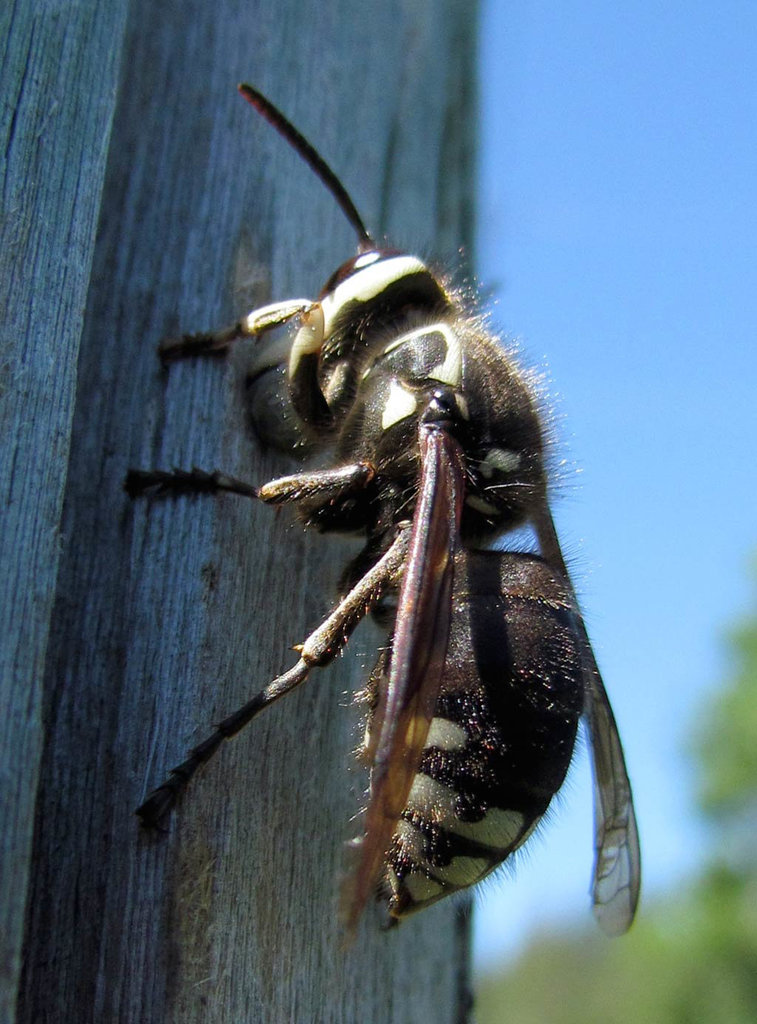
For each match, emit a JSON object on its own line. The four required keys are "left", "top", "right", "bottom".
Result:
{"left": 124, "top": 467, "right": 258, "bottom": 500}
{"left": 157, "top": 299, "right": 316, "bottom": 363}
{"left": 136, "top": 528, "right": 409, "bottom": 827}
{"left": 159, "top": 322, "right": 246, "bottom": 362}
{"left": 124, "top": 461, "right": 375, "bottom": 505}
{"left": 137, "top": 660, "right": 309, "bottom": 826}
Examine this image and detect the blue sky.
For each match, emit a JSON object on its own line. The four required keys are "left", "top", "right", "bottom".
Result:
{"left": 475, "top": 1, "right": 757, "bottom": 968}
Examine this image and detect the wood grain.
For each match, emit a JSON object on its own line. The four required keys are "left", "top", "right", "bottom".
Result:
{"left": 0, "top": 2, "right": 129, "bottom": 1019}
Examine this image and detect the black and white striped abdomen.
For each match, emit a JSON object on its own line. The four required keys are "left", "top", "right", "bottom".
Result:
{"left": 379, "top": 551, "right": 585, "bottom": 918}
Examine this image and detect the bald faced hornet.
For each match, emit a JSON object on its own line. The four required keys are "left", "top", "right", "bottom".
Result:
{"left": 129, "top": 85, "right": 640, "bottom": 937}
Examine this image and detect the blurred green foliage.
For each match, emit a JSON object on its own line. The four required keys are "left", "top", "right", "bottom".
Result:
{"left": 475, "top": 562, "right": 757, "bottom": 1024}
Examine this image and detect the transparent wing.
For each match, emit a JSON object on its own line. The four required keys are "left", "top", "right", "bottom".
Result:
{"left": 342, "top": 424, "right": 465, "bottom": 937}
{"left": 584, "top": 661, "right": 641, "bottom": 936}
{"left": 534, "top": 508, "right": 641, "bottom": 936}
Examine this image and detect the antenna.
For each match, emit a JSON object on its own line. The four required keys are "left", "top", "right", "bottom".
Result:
{"left": 238, "top": 83, "right": 376, "bottom": 251}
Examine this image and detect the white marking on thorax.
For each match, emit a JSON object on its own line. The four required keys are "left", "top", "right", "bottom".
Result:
{"left": 465, "top": 494, "right": 500, "bottom": 516}
{"left": 480, "top": 447, "right": 522, "bottom": 477}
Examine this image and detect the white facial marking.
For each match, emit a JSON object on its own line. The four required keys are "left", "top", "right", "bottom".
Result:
{"left": 381, "top": 381, "right": 418, "bottom": 430}
{"left": 455, "top": 394, "right": 470, "bottom": 420}
{"left": 425, "top": 717, "right": 468, "bottom": 752}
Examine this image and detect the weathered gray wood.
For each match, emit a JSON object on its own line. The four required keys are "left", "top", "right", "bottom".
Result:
{"left": 11, "top": 2, "right": 478, "bottom": 1021}
{"left": 0, "top": 2, "right": 129, "bottom": 1020}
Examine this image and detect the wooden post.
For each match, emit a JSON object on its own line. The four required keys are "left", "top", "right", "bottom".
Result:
{"left": 0, "top": 3, "right": 130, "bottom": 1020}
{"left": 5, "top": 2, "right": 478, "bottom": 1021}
